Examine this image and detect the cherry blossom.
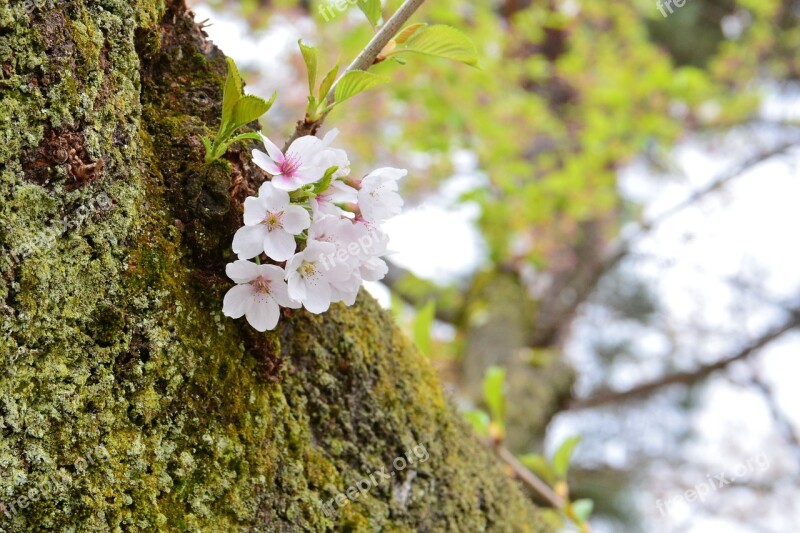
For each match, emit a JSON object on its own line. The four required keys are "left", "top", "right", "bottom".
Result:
{"left": 285, "top": 240, "right": 352, "bottom": 314}
{"left": 252, "top": 129, "right": 346, "bottom": 191}
{"left": 223, "top": 130, "right": 406, "bottom": 331}
{"left": 222, "top": 260, "right": 299, "bottom": 332}
{"left": 315, "top": 138, "right": 351, "bottom": 179}
{"left": 314, "top": 180, "right": 358, "bottom": 217}
{"left": 252, "top": 137, "right": 320, "bottom": 191}
{"left": 232, "top": 182, "right": 311, "bottom": 261}
{"left": 357, "top": 167, "right": 407, "bottom": 223}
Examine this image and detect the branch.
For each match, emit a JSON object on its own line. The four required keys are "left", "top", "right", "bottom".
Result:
{"left": 382, "top": 260, "right": 463, "bottom": 324}
{"left": 337, "top": 0, "right": 426, "bottom": 78}
{"left": 747, "top": 373, "right": 800, "bottom": 468}
{"left": 492, "top": 443, "right": 566, "bottom": 509}
{"left": 531, "top": 141, "right": 800, "bottom": 347}
{"left": 285, "top": 0, "right": 427, "bottom": 145}
{"left": 642, "top": 140, "right": 799, "bottom": 231}
{"left": 568, "top": 309, "right": 800, "bottom": 411}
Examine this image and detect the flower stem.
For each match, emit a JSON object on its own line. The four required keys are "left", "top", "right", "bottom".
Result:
{"left": 284, "top": 0, "right": 427, "bottom": 148}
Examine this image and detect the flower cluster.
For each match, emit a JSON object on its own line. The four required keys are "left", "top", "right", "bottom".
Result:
{"left": 223, "top": 129, "right": 405, "bottom": 331}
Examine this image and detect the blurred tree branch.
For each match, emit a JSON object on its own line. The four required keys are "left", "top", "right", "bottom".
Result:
{"left": 568, "top": 308, "right": 800, "bottom": 411}
{"left": 747, "top": 372, "right": 800, "bottom": 468}
{"left": 531, "top": 140, "right": 800, "bottom": 349}
{"left": 382, "top": 260, "right": 464, "bottom": 323}
{"left": 493, "top": 441, "right": 566, "bottom": 509}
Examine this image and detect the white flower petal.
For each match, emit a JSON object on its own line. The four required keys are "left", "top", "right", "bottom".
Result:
{"left": 328, "top": 180, "right": 357, "bottom": 202}
{"left": 365, "top": 167, "right": 407, "bottom": 183}
{"left": 292, "top": 167, "right": 326, "bottom": 187}
{"left": 226, "top": 259, "right": 262, "bottom": 283}
{"left": 243, "top": 196, "right": 268, "bottom": 226}
{"left": 324, "top": 261, "right": 353, "bottom": 284}
{"left": 360, "top": 257, "right": 388, "bottom": 281}
{"left": 245, "top": 297, "right": 281, "bottom": 331}
{"left": 270, "top": 277, "right": 301, "bottom": 309}
{"left": 257, "top": 263, "right": 286, "bottom": 282}
{"left": 288, "top": 135, "right": 323, "bottom": 162}
{"left": 263, "top": 229, "right": 297, "bottom": 261}
{"left": 222, "top": 283, "right": 255, "bottom": 318}
{"left": 302, "top": 282, "right": 332, "bottom": 314}
{"left": 232, "top": 225, "right": 267, "bottom": 260}
{"left": 260, "top": 184, "right": 290, "bottom": 210}
{"left": 287, "top": 272, "right": 307, "bottom": 301}
{"left": 320, "top": 128, "right": 339, "bottom": 147}
{"left": 252, "top": 149, "right": 281, "bottom": 175}
{"left": 271, "top": 174, "right": 304, "bottom": 192}
{"left": 282, "top": 205, "right": 311, "bottom": 234}
{"left": 305, "top": 240, "right": 337, "bottom": 258}
{"left": 259, "top": 134, "right": 284, "bottom": 163}
{"left": 332, "top": 285, "right": 359, "bottom": 306}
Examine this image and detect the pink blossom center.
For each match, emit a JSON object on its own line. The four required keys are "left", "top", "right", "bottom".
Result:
{"left": 279, "top": 153, "right": 302, "bottom": 177}
{"left": 251, "top": 276, "right": 272, "bottom": 295}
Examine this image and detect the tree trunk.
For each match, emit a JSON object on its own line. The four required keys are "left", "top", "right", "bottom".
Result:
{"left": 0, "top": 1, "right": 545, "bottom": 530}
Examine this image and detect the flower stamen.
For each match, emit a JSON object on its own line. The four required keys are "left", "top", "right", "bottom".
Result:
{"left": 251, "top": 276, "right": 272, "bottom": 295}
{"left": 279, "top": 154, "right": 302, "bottom": 177}
{"left": 264, "top": 211, "right": 284, "bottom": 230}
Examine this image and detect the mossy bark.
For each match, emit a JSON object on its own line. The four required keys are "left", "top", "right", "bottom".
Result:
{"left": 0, "top": 0, "right": 546, "bottom": 530}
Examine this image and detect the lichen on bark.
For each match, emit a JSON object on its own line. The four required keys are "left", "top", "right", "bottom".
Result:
{"left": 0, "top": 0, "right": 546, "bottom": 530}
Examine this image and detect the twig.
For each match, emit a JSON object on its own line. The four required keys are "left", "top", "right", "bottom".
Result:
{"left": 747, "top": 372, "right": 800, "bottom": 469}
{"left": 568, "top": 309, "right": 800, "bottom": 411}
{"left": 531, "top": 140, "right": 800, "bottom": 348}
{"left": 493, "top": 443, "right": 566, "bottom": 509}
{"left": 382, "top": 260, "right": 462, "bottom": 323}
{"left": 337, "top": 0, "right": 426, "bottom": 82}
{"left": 285, "top": 0, "right": 427, "bottom": 146}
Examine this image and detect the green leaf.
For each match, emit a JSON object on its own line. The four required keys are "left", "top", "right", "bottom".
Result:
{"left": 212, "top": 141, "right": 230, "bottom": 161}
{"left": 390, "top": 293, "right": 405, "bottom": 324}
{"left": 463, "top": 409, "right": 490, "bottom": 437}
{"left": 231, "top": 93, "right": 276, "bottom": 129}
{"left": 311, "top": 166, "right": 339, "bottom": 195}
{"left": 228, "top": 131, "right": 264, "bottom": 144}
{"left": 333, "top": 70, "right": 388, "bottom": 105}
{"left": 571, "top": 499, "right": 594, "bottom": 523}
{"left": 298, "top": 39, "right": 318, "bottom": 95}
{"left": 201, "top": 136, "right": 214, "bottom": 164}
{"left": 552, "top": 435, "right": 581, "bottom": 479}
{"left": 482, "top": 366, "right": 506, "bottom": 425}
{"left": 519, "top": 454, "right": 556, "bottom": 486}
{"left": 357, "top": 0, "right": 382, "bottom": 27}
{"left": 395, "top": 23, "right": 427, "bottom": 44}
{"left": 412, "top": 300, "right": 436, "bottom": 357}
{"left": 397, "top": 25, "right": 479, "bottom": 67}
{"left": 318, "top": 62, "right": 339, "bottom": 100}
{"left": 222, "top": 58, "right": 244, "bottom": 128}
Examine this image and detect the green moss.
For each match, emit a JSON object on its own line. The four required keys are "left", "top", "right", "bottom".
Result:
{"left": 0, "top": 1, "right": 546, "bottom": 531}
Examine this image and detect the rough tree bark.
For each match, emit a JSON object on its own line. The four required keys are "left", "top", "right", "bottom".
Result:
{"left": 0, "top": 0, "right": 547, "bottom": 531}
